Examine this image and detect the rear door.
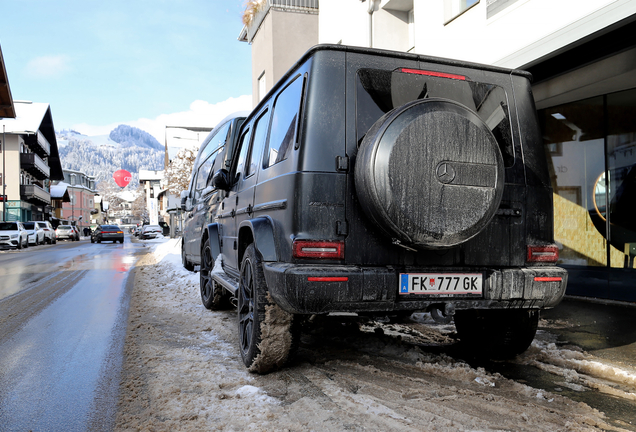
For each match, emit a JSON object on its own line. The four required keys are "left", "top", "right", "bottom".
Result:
{"left": 220, "top": 108, "right": 271, "bottom": 272}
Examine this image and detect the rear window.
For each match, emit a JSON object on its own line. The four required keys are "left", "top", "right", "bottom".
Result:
{"left": 356, "top": 68, "right": 514, "bottom": 167}
{"left": 58, "top": 226, "right": 71, "bottom": 230}
{"left": 103, "top": 225, "right": 119, "bottom": 230}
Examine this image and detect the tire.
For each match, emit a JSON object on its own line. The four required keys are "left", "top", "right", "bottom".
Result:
{"left": 52, "top": 238, "right": 57, "bottom": 244}
{"left": 97, "top": 238, "right": 101, "bottom": 244}
{"left": 200, "top": 239, "right": 230, "bottom": 310}
{"left": 238, "top": 244, "right": 298, "bottom": 373}
{"left": 454, "top": 309, "right": 539, "bottom": 359}
{"left": 90, "top": 237, "right": 94, "bottom": 243}
{"left": 17, "top": 238, "right": 22, "bottom": 249}
{"left": 182, "top": 239, "right": 194, "bottom": 271}
{"left": 354, "top": 98, "right": 504, "bottom": 249}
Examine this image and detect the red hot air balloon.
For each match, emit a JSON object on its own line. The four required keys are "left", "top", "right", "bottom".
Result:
{"left": 113, "top": 169, "right": 132, "bottom": 188}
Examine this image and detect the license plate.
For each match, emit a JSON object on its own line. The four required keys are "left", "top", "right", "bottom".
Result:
{"left": 399, "top": 273, "right": 482, "bottom": 295}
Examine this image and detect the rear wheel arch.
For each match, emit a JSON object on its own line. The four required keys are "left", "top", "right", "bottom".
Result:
{"left": 238, "top": 217, "right": 278, "bottom": 265}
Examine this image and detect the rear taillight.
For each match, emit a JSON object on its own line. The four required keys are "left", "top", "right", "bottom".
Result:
{"left": 527, "top": 245, "right": 559, "bottom": 263}
{"left": 400, "top": 68, "right": 466, "bottom": 81}
{"left": 293, "top": 240, "right": 344, "bottom": 260}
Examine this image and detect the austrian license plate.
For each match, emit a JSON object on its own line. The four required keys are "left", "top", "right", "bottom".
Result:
{"left": 399, "top": 273, "right": 483, "bottom": 295}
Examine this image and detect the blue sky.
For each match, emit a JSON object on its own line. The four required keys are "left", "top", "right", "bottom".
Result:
{"left": 0, "top": 0, "right": 253, "bottom": 142}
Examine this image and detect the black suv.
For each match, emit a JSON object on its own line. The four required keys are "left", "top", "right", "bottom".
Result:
{"left": 199, "top": 45, "right": 567, "bottom": 373}
{"left": 181, "top": 112, "right": 248, "bottom": 271}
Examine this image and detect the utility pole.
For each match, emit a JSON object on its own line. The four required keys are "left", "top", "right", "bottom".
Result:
{"left": 2, "top": 125, "right": 5, "bottom": 222}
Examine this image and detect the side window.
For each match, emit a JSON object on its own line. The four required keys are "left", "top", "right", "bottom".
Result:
{"left": 247, "top": 110, "right": 271, "bottom": 177}
{"left": 234, "top": 128, "right": 252, "bottom": 182}
{"left": 264, "top": 76, "right": 304, "bottom": 168}
{"left": 199, "top": 122, "right": 231, "bottom": 162}
{"left": 194, "top": 147, "right": 222, "bottom": 198}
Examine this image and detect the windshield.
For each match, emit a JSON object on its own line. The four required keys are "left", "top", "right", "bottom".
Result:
{"left": 0, "top": 223, "right": 18, "bottom": 230}
{"left": 23, "top": 222, "right": 35, "bottom": 229}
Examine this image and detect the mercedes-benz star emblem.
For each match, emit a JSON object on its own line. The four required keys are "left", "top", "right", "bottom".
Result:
{"left": 436, "top": 162, "right": 456, "bottom": 184}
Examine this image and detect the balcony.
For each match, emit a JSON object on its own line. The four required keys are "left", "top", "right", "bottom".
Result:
{"left": 20, "top": 153, "right": 50, "bottom": 180}
{"left": 20, "top": 184, "right": 51, "bottom": 205}
{"left": 24, "top": 131, "right": 51, "bottom": 158}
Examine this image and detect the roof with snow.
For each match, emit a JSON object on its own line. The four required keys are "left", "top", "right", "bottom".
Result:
{"left": 50, "top": 183, "right": 71, "bottom": 202}
{"left": 139, "top": 169, "right": 164, "bottom": 181}
{"left": 0, "top": 45, "right": 14, "bottom": 119}
{"left": 0, "top": 101, "right": 64, "bottom": 180}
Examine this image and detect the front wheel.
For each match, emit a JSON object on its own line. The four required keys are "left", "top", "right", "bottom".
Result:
{"left": 200, "top": 239, "right": 230, "bottom": 310}
{"left": 238, "top": 244, "right": 298, "bottom": 374}
{"left": 454, "top": 309, "right": 539, "bottom": 359}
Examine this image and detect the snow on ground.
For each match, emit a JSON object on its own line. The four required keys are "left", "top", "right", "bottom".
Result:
{"left": 115, "top": 238, "right": 626, "bottom": 431}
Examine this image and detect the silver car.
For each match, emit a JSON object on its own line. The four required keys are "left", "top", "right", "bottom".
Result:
{"left": 0, "top": 222, "right": 29, "bottom": 249}
{"left": 56, "top": 225, "right": 79, "bottom": 241}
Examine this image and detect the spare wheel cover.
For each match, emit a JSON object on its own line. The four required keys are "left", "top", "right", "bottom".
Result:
{"left": 354, "top": 98, "right": 504, "bottom": 249}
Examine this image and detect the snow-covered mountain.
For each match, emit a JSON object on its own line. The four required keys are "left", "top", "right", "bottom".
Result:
{"left": 57, "top": 126, "right": 164, "bottom": 189}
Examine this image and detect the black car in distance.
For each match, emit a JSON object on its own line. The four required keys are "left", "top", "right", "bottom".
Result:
{"left": 91, "top": 225, "right": 124, "bottom": 244}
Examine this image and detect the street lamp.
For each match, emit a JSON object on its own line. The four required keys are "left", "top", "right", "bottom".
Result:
{"left": 70, "top": 173, "right": 75, "bottom": 225}
{"left": 2, "top": 124, "right": 5, "bottom": 222}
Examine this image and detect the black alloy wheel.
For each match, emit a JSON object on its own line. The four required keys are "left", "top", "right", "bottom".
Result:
{"left": 237, "top": 244, "right": 297, "bottom": 374}
{"left": 199, "top": 240, "right": 229, "bottom": 310}
{"left": 454, "top": 309, "right": 539, "bottom": 359}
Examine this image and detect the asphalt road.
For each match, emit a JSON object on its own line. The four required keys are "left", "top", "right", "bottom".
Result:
{"left": 0, "top": 235, "right": 146, "bottom": 432}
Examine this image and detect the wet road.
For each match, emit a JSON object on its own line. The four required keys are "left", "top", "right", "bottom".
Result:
{"left": 0, "top": 236, "right": 146, "bottom": 432}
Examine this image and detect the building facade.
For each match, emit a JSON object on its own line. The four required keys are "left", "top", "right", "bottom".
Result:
{"left": 139, "top": 169, "right": 163, "bottom": 226}
{"left": 239, "top": 0, "right": 319, "bottom": 106}
{"left": 318, "top": 0, "right": 636, "bottom": 300}
{"left": 0, "top": 101, "right": 64, "bottom": 222}
{"left": 52, "top": 169, "right": 97, "bottom": 230}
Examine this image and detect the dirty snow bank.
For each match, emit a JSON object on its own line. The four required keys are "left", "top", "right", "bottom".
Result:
{"left": 115, "top": 238, "right": 621, "bottom": 431}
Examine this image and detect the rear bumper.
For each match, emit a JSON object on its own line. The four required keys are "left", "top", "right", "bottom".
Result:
{"left": 263, "top": 263, "right": 568, "bottom": 315}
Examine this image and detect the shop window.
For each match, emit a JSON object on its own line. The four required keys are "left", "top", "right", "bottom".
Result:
{"left": 540, "top": 89, "right": 636, "bottom": 270}
{"left": 540, "top": 96, "right": 607, "bottom": 267}
{"left": 607, "top": 88, "right": 636, "bottom": 268}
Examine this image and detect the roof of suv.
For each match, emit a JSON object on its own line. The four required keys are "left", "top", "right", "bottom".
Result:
{"left": 253, "top": 44, "right": 533, "bottom": 119}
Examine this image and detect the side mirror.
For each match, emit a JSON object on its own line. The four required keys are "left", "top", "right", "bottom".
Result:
{"left": 180, "top": 190, "right": 189, "bottom": 211}
{"left": 211, "top": 169, "right": 230, "bottom": 191}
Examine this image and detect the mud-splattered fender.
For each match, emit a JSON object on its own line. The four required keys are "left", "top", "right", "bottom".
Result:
{"left": 239, "top": 217, "right": 278, "bottom": 263}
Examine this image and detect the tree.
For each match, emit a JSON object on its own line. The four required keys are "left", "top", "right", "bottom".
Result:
{"left": 97, "top": 178, "right": 124, "bottom": 211}
{"left": 164, "top": 148, "right": 196, "bottom": 195}
{"left": 131, "top": 183, "right": 148, "bottom": 222}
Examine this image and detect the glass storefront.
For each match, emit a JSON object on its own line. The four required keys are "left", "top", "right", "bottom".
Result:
{"left": 539, "top": 88, "right": 636, "bottom": 300}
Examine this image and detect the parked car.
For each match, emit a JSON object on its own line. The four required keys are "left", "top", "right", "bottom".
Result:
{"left": 140, "top": 225, "right": 163, "bottom": 240}
{"left": 91, "top": 225, "right": 124, "bottom": 243}
{"left": 181, "top": 112, "right": 248, "bottom": 272}
{"left": 37, "top": 221, "right": 57, "bottom": 244}
{"left": 0, "top": 221, "right": 29, "bottom": 249}
{"left": 56, "top": 225, "right": 79, "bottom": 241}
{"left": 23, "top": 221, "right": 45, "bottom": 245}
{"left": 196, "top": 45, "right": 568, "bottom": 373}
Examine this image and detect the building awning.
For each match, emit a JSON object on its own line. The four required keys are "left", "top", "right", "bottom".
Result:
{"left": 0, "top": 45, "right": 15, "bottom": 119}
